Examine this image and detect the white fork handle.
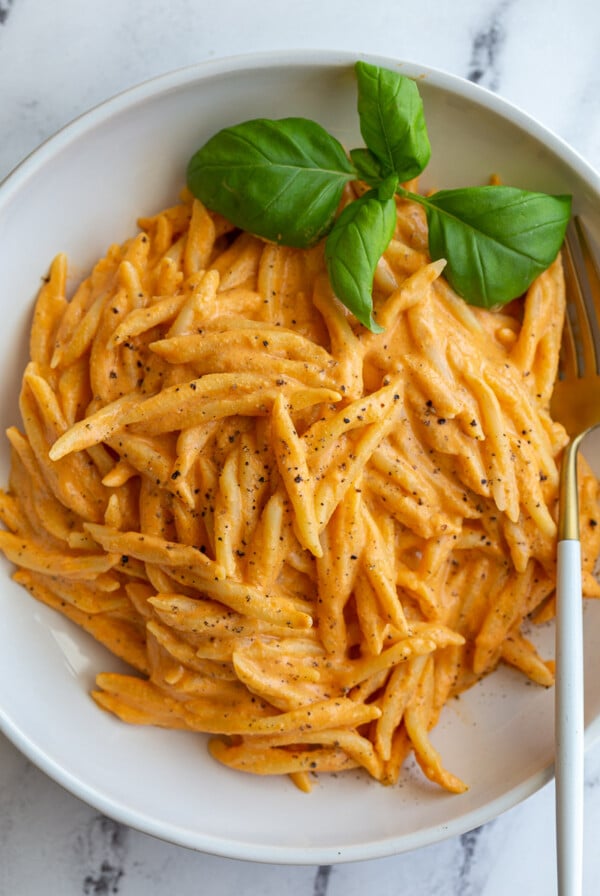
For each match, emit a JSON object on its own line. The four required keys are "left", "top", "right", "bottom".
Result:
{"left": 556, "top": 537, "right": 584, "bottom": 896}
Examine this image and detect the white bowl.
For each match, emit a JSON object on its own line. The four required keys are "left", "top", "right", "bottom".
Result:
{"left": 2, "top": 50, "right": 600, "bottom": 865}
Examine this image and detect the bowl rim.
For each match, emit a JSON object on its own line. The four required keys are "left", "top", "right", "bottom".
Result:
{"left": 2, "top": 47, "right": 600, "bottom": 864}
{"left": 3, "top": 47, "right": 600, "bottom": 199}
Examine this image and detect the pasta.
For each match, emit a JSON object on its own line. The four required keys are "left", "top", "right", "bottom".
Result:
{"left": 1, "top": 183, "right": 600, "bottom": 796}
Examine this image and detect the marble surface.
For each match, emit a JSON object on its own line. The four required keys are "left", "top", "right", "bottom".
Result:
{"left": 2, "top": 0, "right": 600, "bottom": 893}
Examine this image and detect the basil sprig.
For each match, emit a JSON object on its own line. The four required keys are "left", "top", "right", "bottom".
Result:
{"left": 187, "top": 60, "right": 571, "bottom": 330}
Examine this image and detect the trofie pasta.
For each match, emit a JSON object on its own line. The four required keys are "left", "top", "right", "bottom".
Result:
{"left": 1, "top": 184, "right": 599, "bottom": 794}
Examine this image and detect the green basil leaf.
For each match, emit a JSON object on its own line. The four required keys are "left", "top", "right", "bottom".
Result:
{"left": 411, "top": 185, "right": 572, "bottom": 308}
{"left": 186, "top": 117, "right": 356, "bottom": 248}
{"left": 324, "top": 193, "right": 397, "bottom": 332}
{"left": 355, "top": 60, "right": 431, "bottom": 182}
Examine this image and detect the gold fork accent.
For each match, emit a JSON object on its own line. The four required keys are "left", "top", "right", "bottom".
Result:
{"left": 550, "top": 216, "right": 600, "bottom": 896}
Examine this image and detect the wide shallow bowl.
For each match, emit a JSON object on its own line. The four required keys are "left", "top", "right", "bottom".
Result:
{"left": 2, "top": 50, "right": 600, "bottom": 865}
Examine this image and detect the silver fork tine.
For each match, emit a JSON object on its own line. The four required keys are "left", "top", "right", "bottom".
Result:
{"left": 561, "top": 229, "right": 585, "bottom": 380}
{"left": 564, "top": 218, "right": 599, "bottom": 377}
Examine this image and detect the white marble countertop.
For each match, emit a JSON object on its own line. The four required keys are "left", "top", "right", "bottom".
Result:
{"left": 2, "top": 0, "right": 600, "bottom": 893}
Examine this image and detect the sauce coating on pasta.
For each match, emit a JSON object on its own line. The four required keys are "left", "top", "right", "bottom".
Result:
{"left": 1, "top": 186, "right": 599, "bottom": 793}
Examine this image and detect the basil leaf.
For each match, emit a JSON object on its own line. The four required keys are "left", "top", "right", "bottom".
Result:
{"left": 187, "top": 118, "right": 356, "bottom": 248}
{"left": 325, "top": 193, "right": 397, "bottom": 332}
{"left": 410, "top": 185, "right": 572, "bottom": 308}
{"left": 355, "top": 60, "right": 431, "bottom": 182}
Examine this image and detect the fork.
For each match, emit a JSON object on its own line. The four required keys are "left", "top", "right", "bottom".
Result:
{"left": 550, "top": 215, "right": 600, "bottom": 896}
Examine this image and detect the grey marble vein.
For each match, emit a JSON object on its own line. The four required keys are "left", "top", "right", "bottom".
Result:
{"left": 452, "top": 819, "right": 503, "bottom": 896}
{"left": 313, "top": 865, "right": 332, "bottom": 896}
{"left": 457, "top": 826, "right": 485, "bottom": 894}
{"left": 0, "top": 1, "right": 13, "bottom": 26}
{"left": 75, "top": 816, "right": 128, "bottom": 895}
{"left": 467, "top": 0, "right": 514, "bottom": 91}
